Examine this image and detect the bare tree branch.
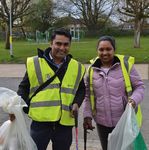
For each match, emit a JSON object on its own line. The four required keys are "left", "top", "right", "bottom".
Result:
{"left": 56, "top": 0, "right": 118, "bottom": 32}
{"left": 117, "top": 0, "right": 149, "bottom": 48}
{"left": 0, "top": 0, "right": 32, "bottom": 49}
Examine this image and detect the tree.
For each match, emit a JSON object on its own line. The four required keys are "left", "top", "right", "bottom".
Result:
{"left": 118, "top": 0, "right": 149, "bottom": 48}
{"left": 24, "top": 0, "right": 55, "bottom": 33}
{"left": 56, "top": 0, "right": 118, "bottom": 36}
{"left": 0, "top": 0, "right": 32, "bottom": 49}
{"left": 53, "top": 15, "right": 74, "bottom": 28}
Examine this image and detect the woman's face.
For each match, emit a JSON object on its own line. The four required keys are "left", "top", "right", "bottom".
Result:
{"left": 97, "top": 40, "right": 115, "bottom": 65}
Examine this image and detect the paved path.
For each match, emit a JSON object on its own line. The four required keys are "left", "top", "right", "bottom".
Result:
{"left": 0, "top": 64, "right": 149, "bottom": 79}
{"left": 0, "top": 64, "right": 149, "bottom": 150}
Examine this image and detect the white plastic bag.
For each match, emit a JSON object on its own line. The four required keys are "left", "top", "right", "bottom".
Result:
{"left": 0, "top": 87, "right": 37, "bottom": 150}
{"left": 108, "top": 104, "right": 139, "bottom": 150}
{"left": 0, "top": 120, "right": 11, "bottom": 145}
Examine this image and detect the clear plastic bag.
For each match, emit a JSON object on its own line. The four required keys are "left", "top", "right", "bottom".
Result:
{"left": 108, "top": 104, "right": 140, "bottom": 150}
{"left": 0, "top": 87, "right": 37, "bottom": 150}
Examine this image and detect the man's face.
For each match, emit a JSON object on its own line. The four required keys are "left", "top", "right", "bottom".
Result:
{"left": 51, "top": 35, "right": 71, "bottom": 62}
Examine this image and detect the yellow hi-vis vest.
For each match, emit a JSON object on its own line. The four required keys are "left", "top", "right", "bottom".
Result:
{"left": 27, "top": 56, "right": 85, "bottom": 126}
{"left": 88, "top": 54, "right": 142, "bottom": 127}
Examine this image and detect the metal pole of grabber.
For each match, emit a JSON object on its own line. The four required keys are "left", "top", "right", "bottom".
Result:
{"left": 84, "top": 128, "right": 87, "bottom": 150}
{"left": 74, "top": 111, "right": 78, "bottom": 150}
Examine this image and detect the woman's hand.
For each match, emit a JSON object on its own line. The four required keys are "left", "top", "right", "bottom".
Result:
{"left": 128, "top": 98, "right": 136, "bottom": 108}
{"left": 83, "top": 117, "right": 95, "bottom": 130}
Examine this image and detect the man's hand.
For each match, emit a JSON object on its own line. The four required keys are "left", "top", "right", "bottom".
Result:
{"left": 83, "top": 117, "right": 95, "bottom": 130}
{"left": 70, "top": 103, "right": 79, "bottom": 118}
{"left": 128, "top": 98, "right": 136, "bottom": 108}
{"left": 9, "top": 114, "right": 15, "bottom": 121}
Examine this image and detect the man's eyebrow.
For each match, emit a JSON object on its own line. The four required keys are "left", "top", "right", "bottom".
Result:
{"left": 55, "top": 41, "right": 70, "bottom": 44}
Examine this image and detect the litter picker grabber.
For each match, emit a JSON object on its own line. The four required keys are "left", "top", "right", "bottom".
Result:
{"left": 84, "top": 128, "right": 87, "bottom": 150}
{"left": 83, "top": 123, "right": 94, "bottom": 150}
{"left": 74, "top": 111, "right": 79, "bottom": 150}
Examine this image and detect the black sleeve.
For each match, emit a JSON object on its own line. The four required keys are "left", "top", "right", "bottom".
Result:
{"left": 73, "top": 78, "right": 85, "bottom": 107}
{"left": 17, "top": 71, "right": 30, "bottom": 106}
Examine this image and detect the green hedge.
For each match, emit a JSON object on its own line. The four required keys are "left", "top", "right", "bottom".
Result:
{"left": 84, "top": 28, "right": 149, "bottom": 38}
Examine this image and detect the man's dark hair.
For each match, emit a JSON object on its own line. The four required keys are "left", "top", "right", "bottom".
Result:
{"left": 51, "top": 28, "right": 72, "bottom": 42}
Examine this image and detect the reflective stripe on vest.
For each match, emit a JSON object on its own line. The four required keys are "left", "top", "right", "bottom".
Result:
{"left": 88, "top": 54, "right": 142, "bottom": 127}
{"left": 33, "top": 56, "right": 43, "bottom": 85}
{"left": 27, "top": 56, "right": 85, "bottom": 125}
{"left": 30, "top": 83, "right": 60, "bottom": 95}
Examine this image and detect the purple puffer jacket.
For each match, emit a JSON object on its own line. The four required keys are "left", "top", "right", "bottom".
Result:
{"left": 83, "top": 61, "right": 145, "bottom": 127}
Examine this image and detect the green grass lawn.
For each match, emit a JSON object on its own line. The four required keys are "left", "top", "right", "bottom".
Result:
{"left": 0, "top": 36, "right": 149, "bottom": 64}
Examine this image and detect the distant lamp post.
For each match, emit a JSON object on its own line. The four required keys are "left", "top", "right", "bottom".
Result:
{"left": 9, "top": 1, "right": 13, "bottom": 58}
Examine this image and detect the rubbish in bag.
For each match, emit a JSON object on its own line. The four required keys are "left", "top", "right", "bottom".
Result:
{"left": 0, "top": 87, "right": 38, "bottom": 150}
{"left": 108, "top": 104, "right": 148, "bottom": 150}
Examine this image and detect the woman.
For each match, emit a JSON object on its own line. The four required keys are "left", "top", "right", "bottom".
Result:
{"left": 83, "top": 36, "right": 145, "bottom": 150}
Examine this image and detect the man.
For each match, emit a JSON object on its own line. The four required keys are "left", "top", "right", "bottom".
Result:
{"left": 14, "top": 28, "right": 85, "bottom": 150}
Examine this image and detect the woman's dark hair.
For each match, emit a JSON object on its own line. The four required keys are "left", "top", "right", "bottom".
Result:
{"left": 97, "top": 35, "right": 116, "bottom": 50}
{"left": 51, "top": 28, "right": 72, "bottom": 42}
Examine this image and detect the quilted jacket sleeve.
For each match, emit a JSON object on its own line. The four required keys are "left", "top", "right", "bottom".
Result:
{"left": 129, "top": 65, "right": 145, "bottom": 106}
{"left": 83, "top": 73, "right": 93, "bottom": 119}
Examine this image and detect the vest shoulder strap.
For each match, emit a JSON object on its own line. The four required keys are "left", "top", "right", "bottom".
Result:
{"left": 116, "top": 54, "right": 135, "bottom": 96}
